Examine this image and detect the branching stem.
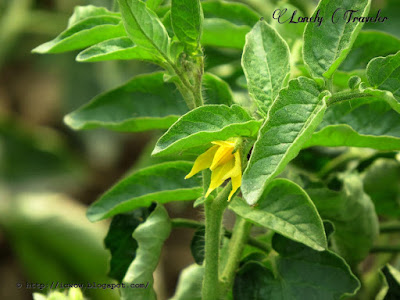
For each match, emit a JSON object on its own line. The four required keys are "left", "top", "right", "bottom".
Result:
{"left": 327, "top": 91, "right": 373, "bottom": 107}
{"left": 202, "top": 183, "right": 231, "bottom": 300}
{"left": 220, "top": 217, "right": 251, "bottom": 297}
{"left": 170, "top": 219, "right": 270, "bottom": 252}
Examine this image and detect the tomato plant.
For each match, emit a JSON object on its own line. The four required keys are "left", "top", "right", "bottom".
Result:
{"left": 32, "top": 0, "right": 400, "bottom": 299}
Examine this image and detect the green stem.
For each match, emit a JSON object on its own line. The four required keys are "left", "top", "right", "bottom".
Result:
{"left": 326, "top": 78, "right": 333, "bottom": 93}
{"left": 119, "top": 0, "right": 200, "bottom": 109}
{"left": 171, "top": 218, "right": 203, "bottom": 230}
{"left": 203, "top": 183, "right": 231, "bottom": 300}
{"left": 170, "top": 218, "right": 271, "bottom": 252}
{"left": 380, "top": 223, "right": 400, "bottom": 233}
{"left": 327, "top": 91, "right": 373, "bottom": 107}
{"left": 370, "top": 246, "right": 400, "bottom": 253}
{"left": 193, "top": 55, "right": 204, "bottom": 107}
{"left": 175, "top": 80, "right": 196, "bottom": 110}
{"left": 247, "top": 236, "right": 271, "bottom": 252}
{"left": 220, "top": 216, "right": 251, "bottom": 296}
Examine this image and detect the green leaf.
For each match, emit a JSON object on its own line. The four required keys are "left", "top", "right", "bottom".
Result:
{"left": 270, "top": 5, "right": 306, "bottom": 46}
{"left": 202, "top": 73, "right": 234, "bottom": 106}
{"left": 242, "top": 20, "right": 290, "bottom": 114}
{"left": 87, "top": 161, "right": 202, "bottom": 221}
{"left": 306, "top": 173, "right": 379, "bottom": 264}
{"left": 230, "top": 178, "right": 326, "bottom": 251}
{"left": 380, "top": 265, "right": 400, "bottom": 299}
{"left": 303, "top": 0, "right": 371, "bottom": 81}
{"left": 0, "top": 118, "right": 80, "bottom": 184}
{"left": 305, "top": 100, "right": 400, "bottom": 150}
{"left": 0, "top": 193, "right": 118, "bottom": 300}
{"left": 64, "top": 72, "right": 231, "bottom": 132}
{"left": 233, "top": 235, "right": 360, "bottom": 300}
{"left": 152, "top": 105, "right": 261, "bottom": 157}
{"left": 146, "top": 0, "right": 163, "bottom": 11}
{"left": 200, "top": 0, "right": 259, "bottom": 49}
{"left": 242, "top": 77, "right": 329, "bottom": 205}
{"left": 340, "top": 31, "right": 400, "bottom": 71}
{"left": 32, "top": 6, "right": 126, "bottom": 54}
{"left": 202, "top": 19, "right": 250, "bottom": 49}
{"left": 367, "top": 50, "right": 400, "bottom": 101}
{"left": 104, "top": 208, "right": 151, "bottom": 282}
{"left": 121, "top": 204, "right": 171, "bottom": 300}
{"left": 76, "top": 37, "right": 160, "bottom": 63}
{"left": 171, "top": 0, "right": 203, "bottom": 49}
{"left": 170, "top": 264, "right": 204, "bottom": 300}
{"left": 376, "top": 270, "right": 389, "bottom": 300}
{"left": 333, "top": 69, "right": 367, "bottom": 89}
{"left": 363, "top": 87, "right": 400, "bottom": 114}
{"left": 190, "top": 227, "right": 206, "bottom": 265}
{"left": 362, "top": 158, "right": 400, "bottom": 217}
{"left": 118, "top": 0, "right": 171, "bottom": 59}
{"left": 64, "top": 72, "right": 188, "bottom": 132}
{"left": 202, "top": 0, "right": 259, "bottom": 26}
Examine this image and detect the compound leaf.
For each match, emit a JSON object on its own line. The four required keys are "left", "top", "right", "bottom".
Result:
{"left": 303, "top": 0, "right": 371, "bottom": 81}
{"left": 76, "top": 37, "right": 160, "bottom": 63}
{"left": 118, "top": 0, "right": 171, "bottom": 59}
{"left": 87, "top": 161, "right": 202, "bottom": 221}
{"left": 305, "top": 100, "right": 400, "bottom": 150}
{"left": 233, "top": 234, "right": 360, "bottom": 300}
{"left": 367, "top": 50, "right": 400, "bottom": 101}
{"left": 230, "top": 178, "right": 327, "bottom": 251}
{"left": 152, "top": 105, "right": 261, "bottom": 157}
{"left": 242, "top": 20, "right": 290, "bottom": 114}
{"left": 171, "top": 0, "right": 203, "bottom": 49}
{"left": 64, "top": 72, "right": 187, "bottom": 132}
{"left": 242, "top": 77, "right": 329, "bottom": 205}
{"left": 121, "top": 204, "right": 171, "bottom": 300}
{"left": 307, "top": 173, "right": 379, "bottom": 265}
{"left": 104, "top": 208, "right": 152, "bottom": 282}
{"left": 33, "top": 5, "right": 125, "bottom": 54}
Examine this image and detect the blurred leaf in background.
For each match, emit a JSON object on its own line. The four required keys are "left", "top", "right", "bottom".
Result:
{"left": 0, "top": 0, "right": 157, "bottom": 299}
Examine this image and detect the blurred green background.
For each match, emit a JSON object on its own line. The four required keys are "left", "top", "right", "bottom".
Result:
{"left": 0, "top": 0, "right": 399, "bottom": 299}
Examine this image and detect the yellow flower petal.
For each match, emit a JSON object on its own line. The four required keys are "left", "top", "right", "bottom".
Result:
{"left": 217, "top": 150, "right": 242, "bottom": 182}
{"left": 210, "top": 144, "right": 234, "bottom": 171}
{"left": 228, "top": 173, "right": 242, "bottom": 201}
{"left": 185, "top": 145, "right": 218, "bottom": 179}
{"left": 228, "top": 151, "right": 242, "bottom": 201}
{"left": 231, "top": 151, "right": 242, "bottom": 177}
{"left": 212, "top": 140, "right": 236, "bottom": 147}
{"left": 205, "top": 158, "right": 235, "bottom": 197}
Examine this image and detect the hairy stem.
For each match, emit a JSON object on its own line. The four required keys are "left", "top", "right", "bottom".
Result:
{"left": 170, "top": 218, "right": 270, "bottom": 252}
{"left": 380, "top": 223, "right": 400, "bottom": 233}
{"left": 202, "top": 183, "right": 231, "bottom": 300}
{"left": 171, "top": 218, "right": 270, "bottom": 252}
{"left": 327, "top": 91, "right": 373, "bottom": 107}
{"left": 220, "top": 216, "right": 251, "bottom": 296}
{"left": 370, "top": 246, "right": 400, "bottom": 253}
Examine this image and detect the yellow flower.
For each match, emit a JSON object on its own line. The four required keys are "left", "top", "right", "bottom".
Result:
{"left": 185, "top": 137, "right": 242, "bottom": 201}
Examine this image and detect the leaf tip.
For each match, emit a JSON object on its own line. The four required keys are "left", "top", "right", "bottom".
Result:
{"left": 243, "top": 191, "right": 259, "bottom": 206}
{"left": 63, "top": 113, "right": 81, "bottom": 130}
{"left": 151, "top": 145, "right": 162, "bottom": 157}
{"left": 32, "top": 42, "right": 53, "bottom": 54}
{"left": 75, "top": 53, "right": 86, "bottom": 62}
{"left": 86, "top": 205, "right": 105, "bottom": 222}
